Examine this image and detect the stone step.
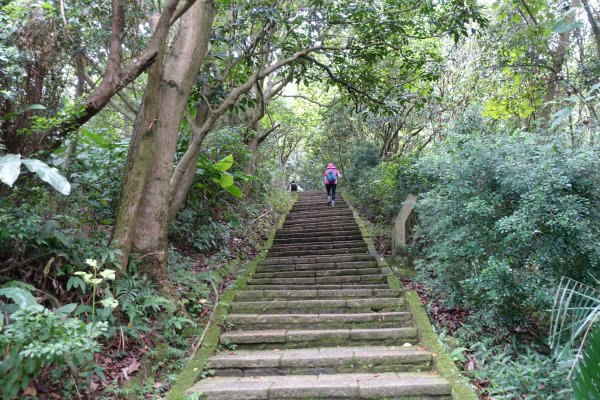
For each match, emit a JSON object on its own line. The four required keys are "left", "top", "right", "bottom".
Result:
{"left": 283, "top": 216, "right": 357, "bottom": 226}
{"left": 282, "top": 219, "right": 357, "bottom": 228}
{"left": 187, "top": 372, "right": 451, "bottom": 399}
{"left": 285, "top": 213, "right": 355, "bottom": 221}
{"left": 269, "top": 240, "right": 367, "bottom": 252}
{"left": 207, "top": 346, "right": 433, "bottom": 376}
{"left": 275, "top": 228, "right": 362, "bottom": 244}
{"left": 244, "top": 284, "right": 391, "bottom": 290}
{"left": 261, "top": 254, "right": 375, "bottom": 266}
{"left": 256, "top": 260, "right": 377, "bottom": 273}
{"left": 247, "top": 274, "right": 385, "bottom": 287}
{"left": 227, "top": 311, "right": 412, "bottom": 329}
{"left": 229, "top": 297, "right": 404, "bottom": 314}
{"left": 220, "top": 327, "right": 419, "bottom": 349}
{"left": 273, "top": 234, "right": 363, "bottom": 244}
{"left": 267, "top": 247, "right": 368, "bottom": 257}
{"left": 235, "top": 288, "right": 398, "bottom": 301}
{"left": 279, "top": 224, "right": 359, "bottom": 233}
{"left": 251, "top": 268, "right": 382, "bottom": 280}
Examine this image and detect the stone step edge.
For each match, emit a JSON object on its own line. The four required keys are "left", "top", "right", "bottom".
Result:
{"left": 227, "top": 311, "right": 411, "bottom": 324}
{"left": 207, "top": 346, "right": 433, "bottom": 369}
{"left": 221, "top": 327, "right": 418, "bottom": 344}
{"left": 186, "top": 372, "right": 452, "bottom": 398}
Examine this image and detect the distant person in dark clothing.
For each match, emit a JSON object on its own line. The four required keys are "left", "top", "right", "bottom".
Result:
{"left": 323, "top": 163, "right": 340, "bottom": 206}
{"left": 290, "top": 180, "right": 298, "bottom": 192}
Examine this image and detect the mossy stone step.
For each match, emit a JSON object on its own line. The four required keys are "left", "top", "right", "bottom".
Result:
{"left": 269, "top": 240, "right": 367, "bottom": 252}
{"left": 251, "top": 267, "right": 383, "bottom": 280}
{"left": 260, "top": 254, "right": 375, "bottom": 265}
{"left": 229, "top": 297, "right": 404, "bottom": 314}
{"left": 248, "top": 274, "right": 385, "bottom": 286}
{"left": 244, "top": 284, "right": 390, "bottom": 290}
{"left": 235, "top": 288, "right": 398, "bottom": 301}
{"left": 283, "top": 218, "right": 357, "bottom": 227}
{"left": 220, "top": 327, "right": 418, "bottom": 349}
{"left": 281, "top": 219, "right": 357, "bottom": 228}
{"left": 277, "top": 227, "right": 360, "bottom": 240}
{"left": 273, "top": 234, "right": 363, "bottom": 244}
{"left": 207, "top": 346, "right": 433, "bottom": 376}
{"left": 267, "top": 247, "right": 368, "bottom": 257}
{"left": 226, "top": 311, "right": 412, "bottom": 329}
{"left": 256, "top": 260, "right": 377, "bottom": 273}
{"left": 187, "top": 372, "right": 451, "bottom": 399}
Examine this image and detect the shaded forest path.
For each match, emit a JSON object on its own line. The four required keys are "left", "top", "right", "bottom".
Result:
{"left": 186, "top": 192, "right": 453, "bottom": 399}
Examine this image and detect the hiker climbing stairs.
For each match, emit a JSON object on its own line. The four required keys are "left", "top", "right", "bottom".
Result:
{"left": 187, "top": 192, "right": 453, "bottom": 399}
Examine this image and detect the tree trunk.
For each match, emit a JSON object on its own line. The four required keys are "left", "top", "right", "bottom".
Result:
{"left": 539, "top": 0, "right": 580, "bottom": 122}
{"left": 112, "top": 0, "right": 216, "bottom": 291}
{"left": 581, "top": 0, "right": 600, "bottom": 59}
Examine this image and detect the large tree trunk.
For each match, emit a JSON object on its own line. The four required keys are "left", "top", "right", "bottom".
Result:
{"left": 112, "top": 0, "right": 216, "bottom": 292}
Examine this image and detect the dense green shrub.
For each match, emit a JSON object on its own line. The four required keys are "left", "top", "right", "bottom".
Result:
{"left": 415, "top": 129, "right": 600, "bottom": 328}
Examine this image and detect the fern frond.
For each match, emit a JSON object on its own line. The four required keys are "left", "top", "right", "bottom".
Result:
{"left": 572, "top": 324, "right": 600, "bottom": 400}
{"left": 549, "top": 276, "right": 600, "bottom": 360}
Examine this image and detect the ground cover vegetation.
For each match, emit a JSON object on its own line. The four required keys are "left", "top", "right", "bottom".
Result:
{"left": 0, "top": 0, "right": 598, "bottom": 398}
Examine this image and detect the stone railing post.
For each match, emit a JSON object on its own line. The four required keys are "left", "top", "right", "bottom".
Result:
{"left": 392, "top": 193, "right": 418, "bottom": 255}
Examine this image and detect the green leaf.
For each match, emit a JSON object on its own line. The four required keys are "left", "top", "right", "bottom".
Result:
{"left": 22, "top": 158, "right": 71, "bottom": 195}
{"left": 19, "top": 104, "right": 46, "bottom": 113}
{"left": 0, "top": 287, "right": 38, "bottom": 308}
{"left": 551, "top": 107, "right": 572, "bottom": 128}
{"left": 213, "top": 154, "right": 234, "bottom": 172}
{"left": 81, "top": 128, "right": 111, "bottom": 148}
{"left": 55, "top": 303, "right": 77, "bottom": 316}
{"left": 572, "top": 324, "right": 600, "bottom": 399}
{"left": 218, "top": 172, "right": 234, "bottom": 188}
{"left": 224, "top": 183, "right": 243, "bottom": 198}
{"left": 0, "top": 154, "right": 22, "bottom": 187}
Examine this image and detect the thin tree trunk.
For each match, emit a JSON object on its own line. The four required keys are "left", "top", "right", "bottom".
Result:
{"left": 539, "top": 0, "right": 580, "bottom": 122}
{"left": 581, "top": 0, "right": 600, "bottom": 59}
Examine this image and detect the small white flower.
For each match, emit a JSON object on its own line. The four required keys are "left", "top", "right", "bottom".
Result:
{"left": 85, "top": 259, "right": 98, "bottom": 268}
{"left": 99, "top": 269, "right": 116, "bottom": 281}
{"left": 100, "top": 298, "right": 119, "bottom": 309}
{"left": 90, "top": 278, "right": 104, "bottom": 285}
{"left": 74, "top": 271, "right": 93, "bottom": 283}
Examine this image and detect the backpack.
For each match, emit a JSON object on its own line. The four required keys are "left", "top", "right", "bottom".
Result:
{"left": 325, "top": 169, "right": 337, "bottom": 183}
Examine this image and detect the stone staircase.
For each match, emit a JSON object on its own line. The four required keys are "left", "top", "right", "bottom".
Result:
{"left": 187, "top": 192, "right": 452, "bottom": 399}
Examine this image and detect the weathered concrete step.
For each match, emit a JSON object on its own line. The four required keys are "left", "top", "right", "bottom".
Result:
{"left": 251, "top": 268, "right": 382, "bottom": 280}
{"left": 235, "top": 288, "right": 397, "bottom": 301}
{"left": 275, "top": 229, "right": 362, "bottom": 240}
{"left": 282, "top": 219, "right": 356, "bottom": 228}
{"left": 285, "top": 213, "right": 354, "bottom": 221}
{"left": 248, "top": 274, "right": 385, "bottom": 287}
{"left": 187, "top": 372, "right": 451, "bottom": 399}
{"left": 227, "top": 311, "right": 412, "bottom": 329}
{"left": 269, "top": 240, "right": 367, "bottom": 252}
{"left": 273, "top": 234, "right": 363, "bottom": 244}
{"left": 279, "top": 224, "right": 359, "bottom": 234}
{"left": 208, "top": 346, "right": 433, "bottom": 376}
{"left": 244, "top": 284, "right": 390, "bottom": 290}
{"left": 221, "top": 327, "right": 418, "bottom": 349}
{"left": 261, "top": 254, "right": 375, "bottom": 265}
{"left": 267, "top": 247, "right": 368, "bottom": 257}
{"left": 283, "top": 216, "right": 357, "bottom": 226}
{"left": 257, "top": 260, "right": 377, "bottom": 273}
{"left": 229, "top": 297, "right": 403, "bottom": 314}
